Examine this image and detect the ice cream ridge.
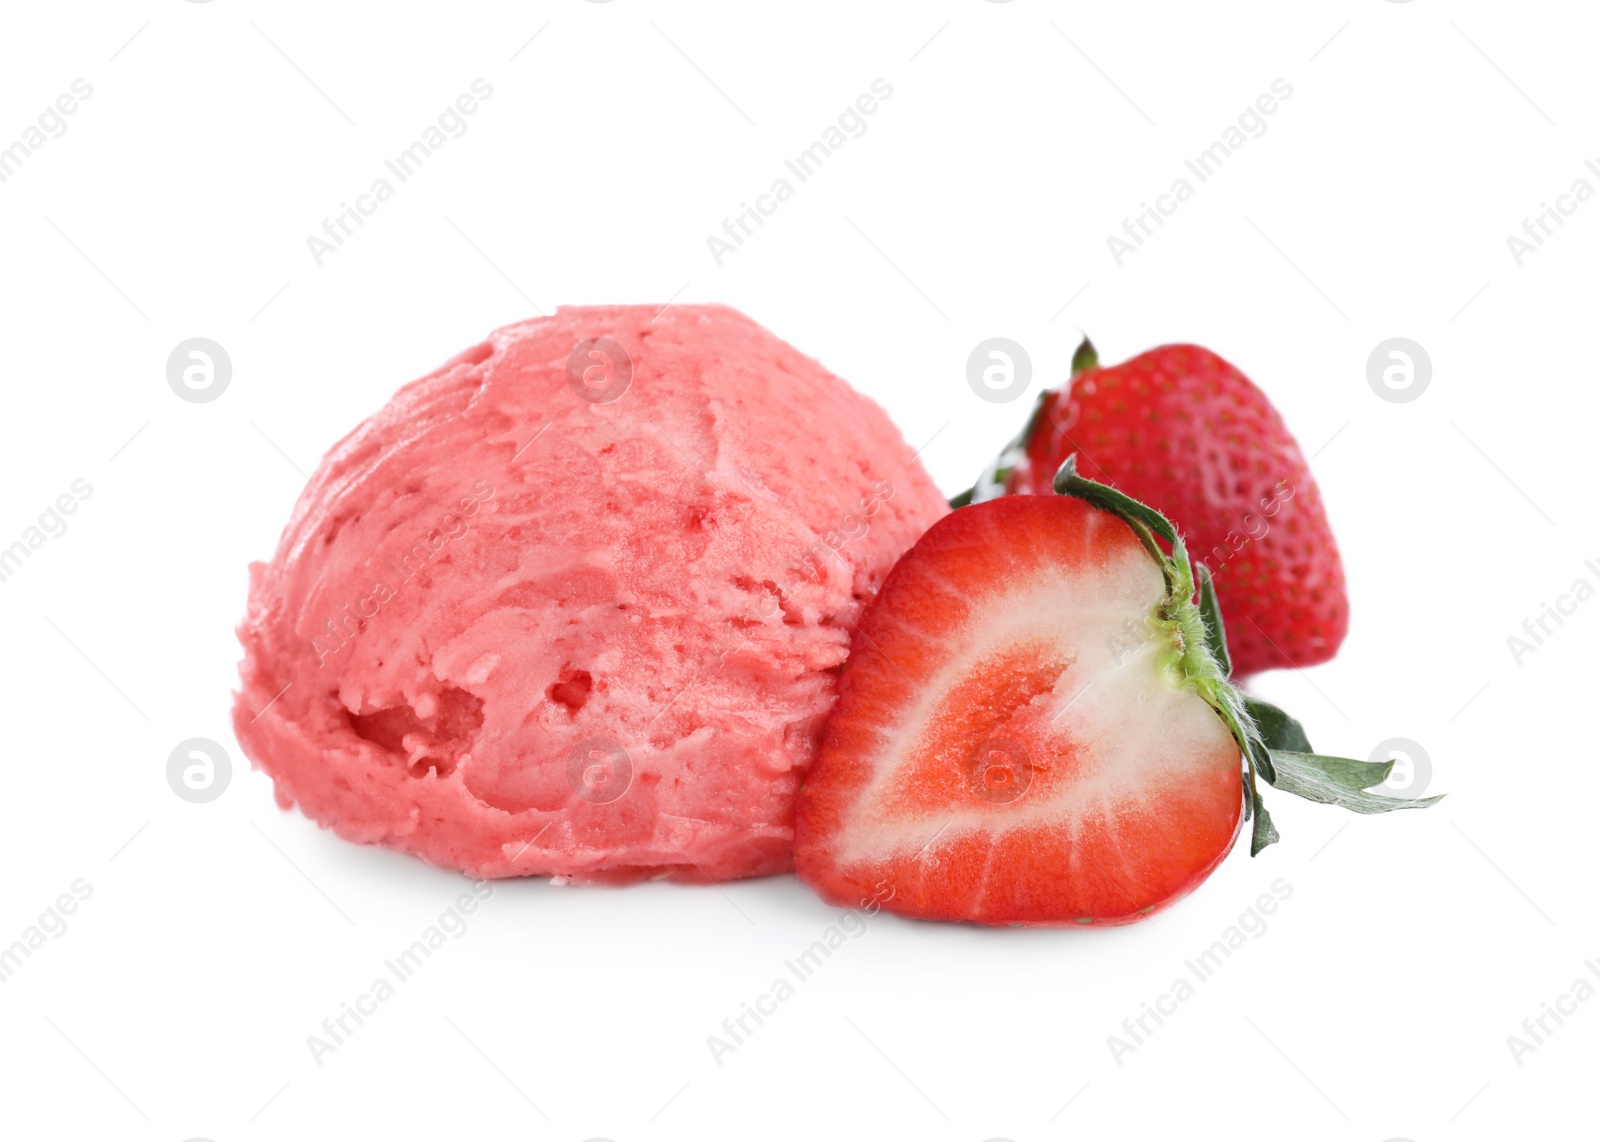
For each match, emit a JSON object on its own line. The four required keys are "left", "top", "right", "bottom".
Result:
{"left": 234, "top": 305, "right": 948, "bottom": 883}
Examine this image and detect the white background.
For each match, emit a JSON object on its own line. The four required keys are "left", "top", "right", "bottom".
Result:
{"left": 0, "top": 2, "right": 1593, "bottom": 1139}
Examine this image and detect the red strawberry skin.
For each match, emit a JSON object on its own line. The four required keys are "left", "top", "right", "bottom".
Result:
{"left": 1008, "top": 345, "right": 1347, "bottom": 676}
{"left": 793, "top": 495, "right": 1243, "bottom": 926}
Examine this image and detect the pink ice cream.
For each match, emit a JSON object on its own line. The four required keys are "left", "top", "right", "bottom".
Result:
{"left": 233, "top": 305, "right": 947, "bottom": 883}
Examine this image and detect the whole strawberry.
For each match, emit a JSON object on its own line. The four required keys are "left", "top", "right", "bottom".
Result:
{"left": 960, "top": 341, "right": 1347, "bottom": 675}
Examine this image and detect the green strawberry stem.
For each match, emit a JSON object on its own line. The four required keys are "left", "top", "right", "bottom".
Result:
{"left": 1052, "top": 454, "right": 1442, "bottom": 855}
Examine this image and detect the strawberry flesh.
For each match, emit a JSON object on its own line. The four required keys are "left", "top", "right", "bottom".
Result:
{"left": 794, "top": 495, "right": 1243, "bottom": 926}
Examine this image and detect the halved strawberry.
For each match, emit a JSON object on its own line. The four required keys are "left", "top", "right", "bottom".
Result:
{"left": 795, "top": 459, "right": 1437, "bottom": 926}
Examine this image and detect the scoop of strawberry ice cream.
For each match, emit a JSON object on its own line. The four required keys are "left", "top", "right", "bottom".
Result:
{"left": 233, "top": 304, "right": 947, "bottom": 883}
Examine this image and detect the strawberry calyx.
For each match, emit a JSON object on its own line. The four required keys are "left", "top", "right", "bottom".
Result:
{"left": 948, "top": 337, "right": 1102, "bottom": 510}
{"left": 1070, "top": 335, "right": 1099, "bottom": 375}
{"left": 1052, "top": 455, "right": 1442, "bottom": 855}
{"left": 947, "top": 399, "right": 1039, "bottom": 509}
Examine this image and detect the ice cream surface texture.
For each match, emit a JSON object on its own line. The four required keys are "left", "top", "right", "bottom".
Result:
{"left": 233, "top": 305, "right": 947, "bottom": 883}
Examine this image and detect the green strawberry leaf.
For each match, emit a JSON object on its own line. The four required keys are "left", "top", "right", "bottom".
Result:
{"left": 1266, "top": 750, "right": 1444, "bottom": 814}
{"left": 1278, "top": 750, "right": 1391, "bottom": 788}
{"left": 1249, "top": 789, "right": 1279, "bottom": 856}
{"left": 1247, "top": 734, "right": 1278, "bottom": 791}
{"left": 1196, "top": 564, "right": 1231, "bottom": 678}
{"left": 1071, "top": 336, "right": 1099, "bottom": 376}
{"left": 1053, "top": 455, "right": 1180, "bottom": 551}
{"left": 1244, "top": 697, "right": 1312, "bottom": 753}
